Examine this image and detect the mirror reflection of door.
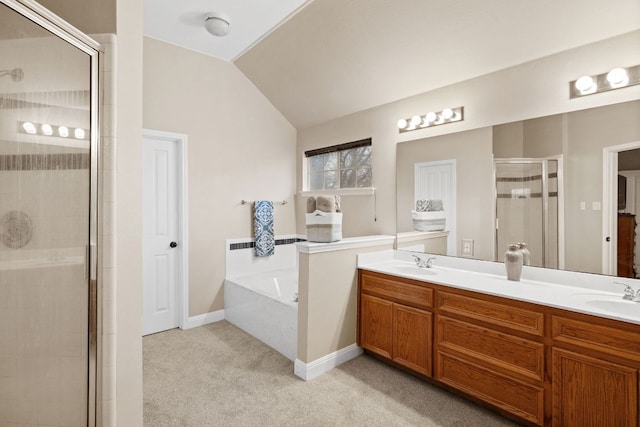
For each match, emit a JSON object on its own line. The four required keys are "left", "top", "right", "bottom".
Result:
{"left": 414, "top": 159, "right": 456, "bottom": 255}
{"left": 616, "top": 148, "right": 640, "bottom": 278}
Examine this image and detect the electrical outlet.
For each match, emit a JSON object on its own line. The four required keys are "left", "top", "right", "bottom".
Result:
{"left": 462, "top": 239, "right": 474, "bottom": 257}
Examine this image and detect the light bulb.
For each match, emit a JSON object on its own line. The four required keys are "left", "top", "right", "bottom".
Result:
{"left": 74, "top": 128, "right": 85, "bottom": 139}
{"left": 41, "top": 123, "right": 53, "bottom": 136}
{"left": 22, "top": 121, "right": 36, "bottom": 134}
{"left": 58, "top": 126, "right": 69, "bottom": 137}
{"left": 410, "top": 115, "right": 422, "bottom": 126}
{"left": 575, "top": 75, "right": 595, "bottom": 93}
{"left": 397, "top": 118, "right": 408, "bottom": 129}
{"left": 442, "top": 108, "right": 454, "bottom": 120}
{"left": 425, "top": 112, "right": 437, "bottom": 123}
{"left": 607, "top": 67, "right": 629, "bottom": 88}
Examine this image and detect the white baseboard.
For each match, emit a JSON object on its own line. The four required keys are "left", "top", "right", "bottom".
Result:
{"left": 183, "top": 309, "right": 225, "bottom": 330}
{"left": 294, "top": 344, "right": 363, "bottom": 381}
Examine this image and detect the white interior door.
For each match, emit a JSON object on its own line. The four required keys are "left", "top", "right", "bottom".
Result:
{"left": 415, "top": 160, "right": 457, "bottom": 255}
{"left": 143, "top": 135, "right": 180, "bottom": 335}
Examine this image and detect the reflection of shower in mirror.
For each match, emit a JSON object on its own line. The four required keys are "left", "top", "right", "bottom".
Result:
{"left": 0, "top": 68, "right": 24, "bottom": 82}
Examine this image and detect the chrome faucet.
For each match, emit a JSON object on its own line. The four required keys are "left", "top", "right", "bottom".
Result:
{"left": 412, "top": 255, "right": 436, "bottom": 268}
{"left": 614, "top": 282, "right": 637, "bottom": 301}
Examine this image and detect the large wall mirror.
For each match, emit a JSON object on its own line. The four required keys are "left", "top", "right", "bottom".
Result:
{"left": 397, "top": 99, "right": 640, "bottom": 277}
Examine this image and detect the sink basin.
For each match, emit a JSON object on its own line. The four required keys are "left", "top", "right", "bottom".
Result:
{"left": 385, "top": 266, "right": 436, "bottom": 276}
{"left": 583, "top": 297, "right": 639, "bottom": 317}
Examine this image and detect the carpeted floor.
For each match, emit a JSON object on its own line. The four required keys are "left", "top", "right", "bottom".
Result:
{"left": 143, "top": 321, "right": 520, "bottom": 426}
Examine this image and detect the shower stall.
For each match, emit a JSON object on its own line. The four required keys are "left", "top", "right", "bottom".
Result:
{"left": 0, "top": 1, "right": 99, "bottom": 426}
{"left": 494, "top": 158, "right": 561, "bottom": 268}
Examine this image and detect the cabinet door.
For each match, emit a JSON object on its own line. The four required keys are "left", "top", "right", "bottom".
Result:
{"left": 360, "top": 294, "right": 393, "bottom": 359}
{"left": 393, "top": 304, "right": 432, "bottom": 376}
{"left": 552, "top": 348, "right": 638, "bottom": 427}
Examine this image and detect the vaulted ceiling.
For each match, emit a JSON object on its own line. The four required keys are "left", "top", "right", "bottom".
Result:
{"left": 145, "top": 0, "right": 640, "bottom": 129}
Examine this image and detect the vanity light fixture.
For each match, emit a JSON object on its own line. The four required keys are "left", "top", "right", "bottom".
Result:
{"left": 18, "top": 121, "right": 89, "bottom": 140}
{"left": 396, "top": 106, "right": 464, "bottom": 133}
{"left": 570, "top": 65, "right": 640, "bottom": 98}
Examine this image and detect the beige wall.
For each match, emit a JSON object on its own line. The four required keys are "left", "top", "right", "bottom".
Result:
{"left": 297, "top": 243, "right": 394, "bottom": 363}
{"left": 143, "top": 37, "right": 297, "bottom": 316}
{"left": 296, "top": 109, "right": 398, "bottom": 238}
{"left": 493, "top": 115, "right": 564, "bottom": 159}
{"left": 493, "top": 121, "right": 524, "bottom": 158}
{"left": 114, "top": 0, "right": 144, "bottom": 425}
{"left": 396, "top": 128, "right": 495, "bottom": 260}
{"left": 38, "top": 0, "right": 116, "bottom": 34}
{"left": 297, "top": 31, "right": 639, "bottom": 273}
{"left": 522, "top": 115, "right": 564, "bottom": 158}
{"left": 564, "top": 100, "right": 640, "bottom": 273}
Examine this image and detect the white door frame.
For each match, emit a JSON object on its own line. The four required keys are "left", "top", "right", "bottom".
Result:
{"left": 414, "top": 159, "right": 457, "bottom": 256}
{"left": 603, "top": 140, "right": 640, "bottom": 275}
{"left": 143, "top": 128, "right": 189, "bottom": 330}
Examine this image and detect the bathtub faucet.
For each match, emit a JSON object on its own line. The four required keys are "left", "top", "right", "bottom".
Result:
{"left": 412, "top": 255, "right": 435, "bottom": 268}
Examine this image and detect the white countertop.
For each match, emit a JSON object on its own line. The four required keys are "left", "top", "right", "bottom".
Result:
{"left": 358, "top": 250, "right": 640, "bottom": 326}
{"left": 297, "top": 235, "right": 395, "bottom": 254}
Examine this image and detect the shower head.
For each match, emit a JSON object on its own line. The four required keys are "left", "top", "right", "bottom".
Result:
{"left": 0, "top": 68, "right": 24, "bottom": 82}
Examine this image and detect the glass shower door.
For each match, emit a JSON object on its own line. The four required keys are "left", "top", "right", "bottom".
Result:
{"left": 0, "top": 1, "right": 97, "bottom": 425}
{"left": 496, "top": 159, "right": 561, "bottom": 268}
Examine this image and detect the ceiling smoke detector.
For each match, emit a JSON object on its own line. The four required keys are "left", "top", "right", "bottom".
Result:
{"left": 204, "top": 13, "right": 231, "bottom": 37}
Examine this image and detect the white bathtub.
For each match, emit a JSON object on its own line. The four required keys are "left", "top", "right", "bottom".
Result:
{"left": 224, "top": 268, "right": 298, "bottom": 361}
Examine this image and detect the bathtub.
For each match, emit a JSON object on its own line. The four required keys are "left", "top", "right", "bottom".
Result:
{"left": 224, "top": 268, "right": 298, "bottom": 361}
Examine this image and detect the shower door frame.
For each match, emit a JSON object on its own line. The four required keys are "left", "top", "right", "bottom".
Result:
{"left": 1, "top": 1, "right": 101, "bottom": 425}
{"left": 493, "top": 156, "right": 564, "bottom": 269}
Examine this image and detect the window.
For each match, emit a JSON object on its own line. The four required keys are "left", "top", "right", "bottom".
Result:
{"left": 305, "top": 138, "right": 372, "bottom": 191}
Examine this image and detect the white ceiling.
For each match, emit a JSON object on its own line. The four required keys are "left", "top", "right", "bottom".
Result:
{"left": 143, "top": 0, "right": 311, "bottom": 62}
{"left": 145, "top": 0, "right": 640, "bottom": 129}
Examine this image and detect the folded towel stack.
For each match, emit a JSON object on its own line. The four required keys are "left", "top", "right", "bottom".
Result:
{"left": 305, "top": 195, "right": 342, "bottom": 242}
{"left": 416, "top": 199, "right": 443, "bottom": 212}
{"left": 306, "top": 195, "right": 341, "bottom": 213}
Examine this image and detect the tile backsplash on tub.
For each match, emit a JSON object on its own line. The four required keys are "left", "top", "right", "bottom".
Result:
{"left": 225, "top": 234, "right": 304, "bottom": 278}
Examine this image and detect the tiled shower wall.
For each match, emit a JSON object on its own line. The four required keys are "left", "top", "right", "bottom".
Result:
{"left": 0, "top": 157, "right": 89, "bottom": 255}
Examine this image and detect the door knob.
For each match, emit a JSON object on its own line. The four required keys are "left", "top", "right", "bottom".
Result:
{"left": 170, "top": 241, "right": 178, "bottom": 248}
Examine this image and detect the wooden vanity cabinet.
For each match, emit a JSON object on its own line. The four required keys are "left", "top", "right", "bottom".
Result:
{"left": 434, "top": 291, "right": 545, "bottom": 425}
{"left": 358, "top": 269, "right": 640, "bottom": 426}
{"left": 551, "top": 314, "right": 640, "bottom": 426}
{"left": 618, "top": 213, "right": 636, "bottom": 278}
{"left": 358, "top": 270, "right": 433, "bottom": 376}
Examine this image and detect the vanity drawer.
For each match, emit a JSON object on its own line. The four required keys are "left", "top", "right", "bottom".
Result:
{"left": 360, "top": 271, "right": 432, "bottom": 310}
{"left": 436, "top": 315, "right": 544, "bottom": 382}
{"left": 435, "top": 291, "right": 544, "bottom": 337}
{"left": 552, "top": 315, "right": 640, "bottom": 363}
{"left": 435, "top": 351, "right": 544, "bottom": 426}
